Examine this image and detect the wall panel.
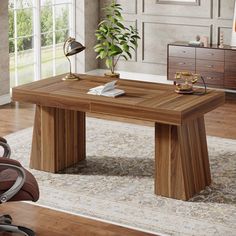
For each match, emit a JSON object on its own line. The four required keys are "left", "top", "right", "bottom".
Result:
{"left": 143, "top": 0, "right": 212, "bottom": 18}
{"left": 143, "top": 22, "right": 211, "bottom": 64}
{"left": 97, "top": 0, "right": 234, "bottom": 76}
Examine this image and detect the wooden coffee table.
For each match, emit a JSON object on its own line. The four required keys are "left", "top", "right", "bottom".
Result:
{"left": 12, "top": 74, "right": 225, "bottom": 200}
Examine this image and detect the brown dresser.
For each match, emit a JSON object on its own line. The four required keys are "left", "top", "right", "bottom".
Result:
{"left": 167, "top": 42, "right": 236, "bottom": 90}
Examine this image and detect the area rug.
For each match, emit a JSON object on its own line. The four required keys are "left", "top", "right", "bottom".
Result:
{"left": 4, "top": 117, "right": 236, "bottom": 236}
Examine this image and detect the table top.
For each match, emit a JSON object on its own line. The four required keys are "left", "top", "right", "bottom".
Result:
{"left": 12, "top": 74, "right": 225, "bottom": 125}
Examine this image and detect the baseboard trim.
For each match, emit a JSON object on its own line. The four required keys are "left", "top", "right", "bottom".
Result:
{"left": 0, "top": 93, "right": 11, "bottom": 106}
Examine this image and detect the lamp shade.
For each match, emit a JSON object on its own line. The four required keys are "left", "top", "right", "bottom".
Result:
{"left": 64, "top": 37, "right": 86, "bottom": 57}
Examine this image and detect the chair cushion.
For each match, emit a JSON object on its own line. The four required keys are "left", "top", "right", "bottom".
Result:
{"left": 0, "top": 159, "right": 39, "bottom": 202}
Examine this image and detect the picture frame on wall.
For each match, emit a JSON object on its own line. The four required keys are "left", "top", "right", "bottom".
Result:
{"left": 156, "top": 0, "right": 200, "bottom": 5}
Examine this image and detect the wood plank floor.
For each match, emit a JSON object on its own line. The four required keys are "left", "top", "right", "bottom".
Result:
{"left": 0, "top": 93, "right": 235, "bottom": 236}
{"left": 1, "top": 202, "right": 155, "bottom": 236}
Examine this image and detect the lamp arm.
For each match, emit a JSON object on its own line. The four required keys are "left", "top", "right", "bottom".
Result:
{"left": 66, "top": 56, "right": 72, "bottom": 75}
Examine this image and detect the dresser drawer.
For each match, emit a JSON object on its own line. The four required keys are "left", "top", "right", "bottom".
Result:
{"left": 225, "top": 61, "right": 236, "bottom": 73}
{"left": 169, "top": 57, "right": 195, "bottom": 70}
{"left": 224, "top": 73, "right": 236, "bottom": 89}
{"left": 225, "top": 50, "right": 236, "bottom": 61}
{"left": 196, "top": 48, "right": 224, "bottom": 61}
{"left": 197, "top": 72, "right": 224, "bottom": 87}
{"left": 196, "top": 60, "right": 224, "bottom": 73}
{"left": 169, "top": 46, "right": 195, "bottom": 58}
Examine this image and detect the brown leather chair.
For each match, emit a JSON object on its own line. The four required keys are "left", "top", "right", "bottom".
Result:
{"left": 0, "top": 137, "right": 39, "bottom": 236}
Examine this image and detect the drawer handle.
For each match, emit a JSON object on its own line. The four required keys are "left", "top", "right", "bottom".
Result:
{"left": 207, "top": 65, "right": 213, "bottom": 68}
{"left": 207, "top": 53, "right": 214, "bottom": 56}
{"left": 207, "top": 77, "right": 214, "bottom": 80}
{"left": 182, "top": 51, "right": 186, "bottom": 53}
{"left": 178, "top": 62, "right": 186, "bottom": 65}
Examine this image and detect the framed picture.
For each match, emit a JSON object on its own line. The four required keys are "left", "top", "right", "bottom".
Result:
{"left": 156, "top": 0, "right": 200, "bottom": 5}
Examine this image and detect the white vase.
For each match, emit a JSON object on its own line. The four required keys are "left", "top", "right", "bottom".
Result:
{"left": 231, "top": 0, "right": 236, "bottom": 46}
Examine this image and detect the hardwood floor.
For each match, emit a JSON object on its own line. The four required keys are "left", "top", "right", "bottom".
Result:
{"left": 1, "top": 202, "right": 155, "bottom": 236}
{"left": 0, "top": 93, "right": 235, "bottom": 235}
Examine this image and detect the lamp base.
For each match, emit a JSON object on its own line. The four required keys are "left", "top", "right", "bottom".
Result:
{"left": 62, "top": 73, "right": 80, "bottom": 81}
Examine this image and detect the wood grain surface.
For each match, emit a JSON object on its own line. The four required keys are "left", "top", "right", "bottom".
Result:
{"left": 12, "top": 74, "right": 225, "bottom": 126}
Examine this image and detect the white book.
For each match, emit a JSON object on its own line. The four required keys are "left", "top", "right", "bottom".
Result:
{"left": 87, "top": 80, "right": 125, "bottom": 98}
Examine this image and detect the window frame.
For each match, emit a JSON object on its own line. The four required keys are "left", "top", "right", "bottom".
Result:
{"left": 9, "top": 0, "right": 76, "bottom": 87}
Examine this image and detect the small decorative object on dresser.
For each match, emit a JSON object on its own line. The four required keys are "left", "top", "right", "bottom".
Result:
{"left": 219, "top": 32, "right": 224, "bottom": 48}
{"left": 188, "top": 35, "right": 202, "bottom": 47}
{"left": 167, "top": 42, "right": 236, "bottom": 90}
{"left": 200, "top": 36, "right": 209, "bottom": 47}
{"left": 231, "top": 0, "right": 236, "bottom": 47}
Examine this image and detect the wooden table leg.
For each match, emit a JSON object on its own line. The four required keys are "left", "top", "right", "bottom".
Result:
{"left": 155, "top": 116, "right": 211, "bottom": 200}
{"left": 30, "top": 105, "right": 86, "bottom": 173}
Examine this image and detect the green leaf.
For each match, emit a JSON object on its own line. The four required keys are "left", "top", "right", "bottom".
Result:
{"left": 105, "top": 58, "right": 112, "bottom": 69}
{"left": 94, "top": 44, "right": 102, "bottom": 49}
{"left": 109, "top": 50, "right": 121, "bottom": 57}
{"left": 110, "top": 45, "right": 122, "bottom": 54}
{"left": 100, "top": 51, "right": 107, "bottom": 59}
{"left": 94, "top": 47, "right": 104, "bottom": 53}
{"left": 117, "top": 22, "right": 125, "bottom": 29}
{"left": 122, "top": 44, "right": 129, "bottom": 52}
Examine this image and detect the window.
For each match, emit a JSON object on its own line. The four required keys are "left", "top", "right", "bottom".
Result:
{"left": 9, "top": 0, "right": 75, "bottom": 87}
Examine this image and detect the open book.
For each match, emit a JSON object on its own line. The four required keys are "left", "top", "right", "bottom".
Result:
{"left": 87, "top": 80, "right": 125, "bottom": 98}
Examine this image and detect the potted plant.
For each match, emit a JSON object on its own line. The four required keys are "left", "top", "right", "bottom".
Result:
{"left": 94, "top": 0, "right": 140, "bottom": 78}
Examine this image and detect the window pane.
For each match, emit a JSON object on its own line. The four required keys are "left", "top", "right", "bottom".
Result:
{"left": 41, "top": 6, "right": 53, "bottom": 33}
{"left": 8, "top": 0, "right": 14, "bottom": 9}
{"left": 9, "top": 39, "right": 15, "bottom": 54}
{"left": 41, "top": 45, "right": 54, "bottom": 79}
{"left": 17, "top": 63, "right": 35, "bottom": 85}
{"left": 55, "top": 29, "right": 69, "bottom": 44}
{"left": 41, "top": 32, "right": 53, "bottom": 47}
{"left": 55, "top": 57, "right": 69, "bottom": 75}
{"left": 17, "top": 46, "right": 35, "bottom": 85}
{"left": 55, "top": 5, "right": 69, "bottom": 30}
{"left": 16, "top": 0, "right": 33, "bottom": 9}
{"left": 17, "top": 36, "right": 33, "bottom": 51}
{"left": 17, "top": 9, "right": 33, "bottom": 37}
{"left": 9, "top": 9, "right": 15, "bottom": 39}
{"left": 41, "top": 0, "right": 52, "bottom": 6}
{"left": 55, "top": 43, "right": 69, "bottom": 75}
{"left": 54, "top": 0, "right": 71, "bottom": 4}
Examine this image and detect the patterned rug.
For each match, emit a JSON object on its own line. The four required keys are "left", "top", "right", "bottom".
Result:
{"left": 4, "top": 117, "right": 236, "bottom": 236}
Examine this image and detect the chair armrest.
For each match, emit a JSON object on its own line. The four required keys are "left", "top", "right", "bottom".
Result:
{"left": 0, "top": 137, "right": 11, "bottom": 158}
{"left": 0, "top": 163, "right": 26, "bottom": 203}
